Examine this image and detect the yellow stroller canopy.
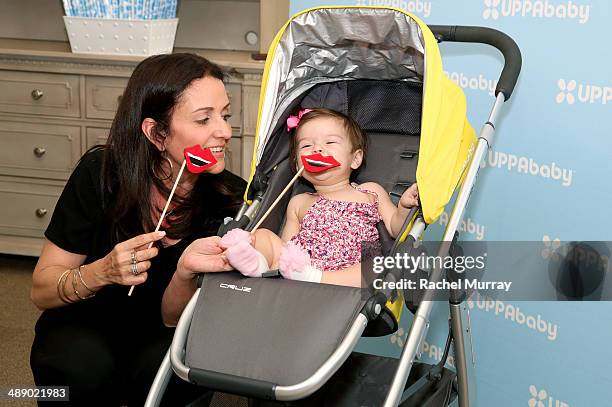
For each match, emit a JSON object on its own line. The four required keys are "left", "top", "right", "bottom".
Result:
{"left": 248, "top": 6, "right": 476, "bottom": 224}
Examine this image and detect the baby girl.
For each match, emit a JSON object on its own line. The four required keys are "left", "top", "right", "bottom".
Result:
{"left": 220, "top": 108, "right": 419, "bottom": 287}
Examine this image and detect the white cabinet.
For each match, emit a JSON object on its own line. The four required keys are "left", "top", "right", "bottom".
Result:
{"left": 0, "top": 50, "right": 262, "bottom": 256}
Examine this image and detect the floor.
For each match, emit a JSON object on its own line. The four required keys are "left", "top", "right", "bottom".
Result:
{"left": 0, "top": 254, "right": 40, "bottom": 407}
{"left": 0, "top": 254, "right": 248, "bottom": 407}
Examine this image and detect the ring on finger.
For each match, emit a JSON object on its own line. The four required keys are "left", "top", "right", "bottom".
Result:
{"left": 131, "top": 260, "right": 140, "bottom": 276}
{"left": 131, "top": 251, "right": 139, "bottom": 275}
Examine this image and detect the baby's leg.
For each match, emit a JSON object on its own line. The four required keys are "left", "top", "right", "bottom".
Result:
{"left": 252, "top": 229, "right": 284, "bottom": 269}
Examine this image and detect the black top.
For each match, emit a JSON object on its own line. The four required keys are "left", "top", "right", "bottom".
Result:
{"left": 36, "top": 148, "right": 246, "bottom": 336}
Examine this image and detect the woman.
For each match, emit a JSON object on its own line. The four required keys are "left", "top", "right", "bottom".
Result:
{"left": 30, "top": 53, "right": 244, "bottom": 406}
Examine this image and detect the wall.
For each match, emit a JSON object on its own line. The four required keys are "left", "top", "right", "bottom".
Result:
{"left": 286, "top": 1, "right": 611, "bottom": 405}
{"left": 0, "top": 0, "right": 261, "bottom": 52}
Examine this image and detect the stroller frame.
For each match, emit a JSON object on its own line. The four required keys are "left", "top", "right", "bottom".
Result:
{"left": 145, "top": 13, "right": 521, "bottom": 407}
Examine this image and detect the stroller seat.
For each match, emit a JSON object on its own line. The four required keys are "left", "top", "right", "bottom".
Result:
{"left": 180, "top": 272, "right": 456, "bottom": 407}
{"left": 185, "top": 272, "right": 366, "bottom": 391}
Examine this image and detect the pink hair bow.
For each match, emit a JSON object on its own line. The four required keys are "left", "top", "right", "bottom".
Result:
{"left": 286, "top": 108, "right": 313, "bottom": 131}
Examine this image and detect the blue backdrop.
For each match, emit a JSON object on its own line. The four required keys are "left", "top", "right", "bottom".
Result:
{"left": 286, "top": 1, "right": 612, "bottom": 405}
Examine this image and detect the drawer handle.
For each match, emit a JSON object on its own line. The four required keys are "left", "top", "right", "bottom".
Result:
{"left": 35, "top": 208, "right": 48, "bottom": 218}
{"left": 33, "top": 147, "right": 46, "bottom": 157}
{"left": 31, "top": 89, "right": 44, "bottom": 100}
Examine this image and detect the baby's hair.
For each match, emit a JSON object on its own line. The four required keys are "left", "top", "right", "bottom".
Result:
{"left": 288, "top": 108, "right": 367, "bottom": 177}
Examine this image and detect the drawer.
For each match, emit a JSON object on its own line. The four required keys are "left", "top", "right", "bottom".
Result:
{"left": 0, "top": 70, "right": 80, "bottom": 118}
{"left": 225, "top": 82, "right": 242, "bottom": 130}
{"left": 86, "top": 76, "right": 128, "bottom": 120}
{"left": 86, "top": 127, "right": 110, "bottom": 150}
{"left": 0, "top": 179, "right": 62, "bottom": 238}
{"left": 0, "top": 120, "right": 81, "bottom": 180}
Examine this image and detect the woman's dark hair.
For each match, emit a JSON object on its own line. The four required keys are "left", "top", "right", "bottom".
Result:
{"left": 102, "top": 53, "right": 241, "bottom": 243}
{"left": 288, "top": 108, "right": 367, "bottom": 180}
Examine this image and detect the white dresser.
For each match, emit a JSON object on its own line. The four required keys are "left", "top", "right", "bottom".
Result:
{"left": 0, "top": 44, "right": 263, "bottom": 256}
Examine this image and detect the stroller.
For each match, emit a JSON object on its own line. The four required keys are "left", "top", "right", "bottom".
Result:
{"left": 146, "top": 6, "right": 521, "bottom": 407}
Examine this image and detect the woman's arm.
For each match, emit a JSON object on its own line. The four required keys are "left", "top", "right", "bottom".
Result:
{"left": 162, "top": 236, "right": 233, "bottom": 327}
{"left": 161, "top": 271, "right": 198, "bottom": 328}
{"left": 31, "top": 232, "right": 164, "bottom": 310}
{"left": 32, "top": 240, "right": 90, "bottom": 310}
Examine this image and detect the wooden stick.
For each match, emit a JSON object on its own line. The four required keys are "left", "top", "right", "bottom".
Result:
{"left": 251, "top": 167, "right": 304, "bottom": 233}
{"left": 128, "top": 159, "right": 187, "bottom": 296}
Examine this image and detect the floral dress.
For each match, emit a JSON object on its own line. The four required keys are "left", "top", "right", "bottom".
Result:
{"left": 289, "top": 184, "right": 382, "bottom": 272}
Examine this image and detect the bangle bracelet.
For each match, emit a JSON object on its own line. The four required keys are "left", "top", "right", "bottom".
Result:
{"left": 57, "top": 269, "right": 75, "bottom": 304}
{"left": 61, "top": 269, "right": 76, "bottom": 303}
{"left": 71, "top": 268, "right": 87, "bottom": 300}
{"left": 56, "top": 269, "right": 71, "bottom": 304}
{"left": 76, "top": 265, "right": 96, "bottom": 294}
{"left": 71, "top": 267, "right": 95, "bottom": 301}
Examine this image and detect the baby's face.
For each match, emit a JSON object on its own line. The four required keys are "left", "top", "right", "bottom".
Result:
{"left": 296, "top": 117, "right": 362, "bottom": 183}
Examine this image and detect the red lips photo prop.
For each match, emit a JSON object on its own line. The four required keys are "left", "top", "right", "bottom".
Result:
{"left": 183, "top": 145, "right": 217, "bottom": 173}
{"left": 300, "top": 153, "right": 341, "bottom": 173}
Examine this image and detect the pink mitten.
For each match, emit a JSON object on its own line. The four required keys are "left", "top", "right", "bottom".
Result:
{"left": 224, "top": 240, "right": 268, "bottom": 277}
{"left": 220, "top": 228, "right": 252, "bottom": 250}
{"left": 278, "top": 242, "right": 322, "bottom": 283}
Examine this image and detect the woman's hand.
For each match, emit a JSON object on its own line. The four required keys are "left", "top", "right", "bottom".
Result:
{"left": 176, "top": 236, "right": 233, "bottom": 282}
{"left": 97, "top": 231, "right": 166, "bottom": 286}
{"left": 32, "top": 231, "right": 164, "bottom": 310}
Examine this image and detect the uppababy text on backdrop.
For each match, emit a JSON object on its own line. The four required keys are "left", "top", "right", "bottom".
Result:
{"left": 481, "top": 151, "right": 574, "bottom": 187}
{"left": 445, "top": 71, "right": 498, "bottom": 96}
{"left": 356, "top": 0, "right": 432, "bottom": 17}
{"left": 483, "top": 0, "right": 590, "bottom": 24}
{"left": 468, "top": 292, "right": 559, "bottom": 341}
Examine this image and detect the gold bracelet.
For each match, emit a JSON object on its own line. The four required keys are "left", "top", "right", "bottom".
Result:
{"left": 71, "top": 267, "right": 95, "bottom": 300}
{"left": 71, "top": 268, "right": 87, "bottom": 300}
{"left": 76, "top": 265, "right": 96, "bottom": 295}
{"left": 57, "top": 269, "right": 75, "bottom": 304}
{"left": 56, "top": 269, "right": 71, "bottom": 304}
{"left": 61, "top": 269, "right": 76, "bottom": 303}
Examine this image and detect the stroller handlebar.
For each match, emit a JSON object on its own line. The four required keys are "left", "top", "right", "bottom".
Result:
{"left": 429, "top": 25, "right": 522, "bottom": 101}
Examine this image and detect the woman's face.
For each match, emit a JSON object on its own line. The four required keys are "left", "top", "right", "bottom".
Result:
{"left": 165, "top": 76, "right": 232, "bottom": 176}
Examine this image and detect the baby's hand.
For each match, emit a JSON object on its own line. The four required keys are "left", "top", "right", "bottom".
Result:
{"left": 399, "top": 183, "right": 419, "bottom": 209}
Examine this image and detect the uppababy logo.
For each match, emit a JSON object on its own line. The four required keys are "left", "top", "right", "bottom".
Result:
{"left": 390, "top": 327, "right": 407, "bottom": 348}
{"left": 355, "top": 0, "right": 432, "bottom": 18}
{"left": 219, "top": 283, "right": 252, "bottom": 293}
{"left": 541, "top": 235, "right": 561, "bottom": 260}
{"left": 556, "top": 79, "right": 612, "bottom": 105}
{"left": 541, "top": 236, "right": 611, "bottom": 273}
{"left": 481, "top": 150, "right": 574, "bottom": 187}
{"left": 438, "top": 211, "right": 485, "bottom": 241}
{"left": 390, "top": 331, "right": 456, "bottom": 368}
{"left": 421, "top": 341, "right": 455, "bottom": 368}
{"left": 483, "top": 0, "right": 501, "bottom": 19}
{"left": 468, "top": 292, "right": 559, "bottom": 341}
{"left": 528, "top": 385, "right": 570, "bottom": 407}
{"left": 483, "top": 0, "right": 590, "bottom": 24}
{"left": 445, "top": 71, "right": 497, "bottom": 96}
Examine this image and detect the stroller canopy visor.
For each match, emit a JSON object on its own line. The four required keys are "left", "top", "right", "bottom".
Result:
{"left": 249, "top": 6, "right": 476, "bottom": 224}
